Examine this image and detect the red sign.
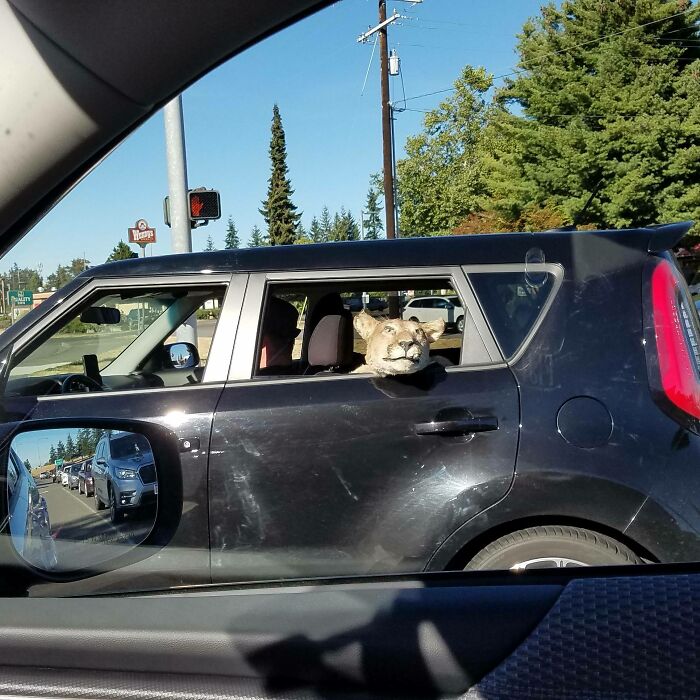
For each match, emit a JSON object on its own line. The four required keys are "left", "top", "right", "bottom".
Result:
{"left": 128, "top": 219, "right": 156, "bottom": 245}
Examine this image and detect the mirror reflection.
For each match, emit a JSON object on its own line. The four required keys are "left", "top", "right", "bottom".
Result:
{"left": 8, "top": 428, "right": 158, "bottom": 571}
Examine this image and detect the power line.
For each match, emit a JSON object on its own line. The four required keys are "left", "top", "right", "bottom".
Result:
{"left": 400, "top": 8, "right": 699, "bottom": 104}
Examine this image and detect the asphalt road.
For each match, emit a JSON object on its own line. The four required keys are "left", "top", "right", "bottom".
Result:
{"left": 37, "top": 480, "right": 153, "bottom": 549}
{"left": 21, "top": 319, "right": 218, "bottom": 372}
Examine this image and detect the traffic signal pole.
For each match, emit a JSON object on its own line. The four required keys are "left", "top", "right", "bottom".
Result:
{"left": 163, "top": 95, "right": 197, "bottom": 344}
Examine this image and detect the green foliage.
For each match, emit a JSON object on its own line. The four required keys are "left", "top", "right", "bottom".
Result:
{"left": 318, "top": 206, "right": 332, "bottom": 242}
{"left": 485, "top": 0, "right": 700, "bottom": 232}
{"left": 204, "top": 234, "right": 216, "bottom": 252}
{"left": 260, "top": 104, "right": 302, "bottom": 245}
{"left": 329, "top": 207, "right": 360, "bottom": 242}
{"left": 397, "top": 66, "right": 494, "bottom": 236}
{"left": 363, "top": 184, "right": 383, "bottom": 240}
{"left": 55, "top": 440, "right": 65, "bottom": 461}
{"left": 309, "top": 216, "right": 323, "bottom": 243}
{"left": 106, "top": 241, "right": 137, "bottom": 262}
{"left": 248, "top": 225, "right": 267, "bottom": 247}
{"left": 49, "top": 445, "right": 57, "bottom": 463}
{"left": 2, "top": 263, "right": 43, "bottom": 293}
{"left": 196, "top": 306, "right": 221, "bottom": 320}
{"left": 65, "top": 434, "right": 75, "bottom": 457}
{"left": 224, "top": 216, "right": 240, "bottom": 249}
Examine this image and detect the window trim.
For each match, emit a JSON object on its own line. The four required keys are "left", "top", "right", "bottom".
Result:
{"left": 229, "top": 266, "right": 503, "bottom": 382}
{"left": 464, "top": 262, "right": 564, "bottom": 364}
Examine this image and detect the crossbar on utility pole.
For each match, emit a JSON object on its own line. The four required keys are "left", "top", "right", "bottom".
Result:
{"left": 357, "top": 10, "right": 401, "bottom": 43}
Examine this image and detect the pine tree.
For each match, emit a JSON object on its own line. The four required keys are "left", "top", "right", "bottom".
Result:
{"left": 224, "top": 216, "right": 240, "bottom": 249}
{"left": 248, "top": 225, "right": 267, "bottom": 247}
{"left": 24, "top": 459, "right": 31, "bottom": 471}
{"left": 364, "top": 186, "right": 384, "bottom": 240}
{"left": 107, "top": 241, "right": 138, "bottom": 262}
{"left": 259, "top": 104, "right": 302, "bottom": 245}
{"left": 318, "top": 206, "right": 332, "bottom": 242}
{"left": 56, "top": 440, "right": 66, "bottom": 460}
{"left": 485, "top": 0, "right": 700, "bottom": 232}
{"left": 204, "top": 234, "right": 216, "bottom": 252}
{"left": 309, "top": 216, "right": 323, "bottom": 243}
{"left": 65, "top": 434, "right": 76, "bottom": 456}
{"left": 49, "top": 445, "right": 57, "bottom": 463}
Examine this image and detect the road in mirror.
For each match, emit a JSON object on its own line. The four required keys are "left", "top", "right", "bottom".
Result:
{"left": 8, "top": 428, "right": 158, "bottom": 571}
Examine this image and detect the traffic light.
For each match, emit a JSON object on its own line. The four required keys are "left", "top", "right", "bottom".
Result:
{"left": 188, "top": 189, "right": 221, "bottom": 221}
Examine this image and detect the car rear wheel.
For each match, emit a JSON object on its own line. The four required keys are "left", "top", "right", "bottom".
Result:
{"left": 456, "top": 315, "right": 465, "bottom": 333}
{"left": 466, "top": 526, "right": 643, "bottom": 570}
{"left": 94, "top": 489, "right": 106, "bottom": 511}
{"left": 110, "top": 489, "right": 124, "bottom": 524}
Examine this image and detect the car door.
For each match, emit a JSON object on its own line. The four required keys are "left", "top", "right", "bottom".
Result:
{"left": 0, "top": 273, "right": 246, "bottom": 592}
{"left": 208, "top": 266, "right": 520, "bottom": 583}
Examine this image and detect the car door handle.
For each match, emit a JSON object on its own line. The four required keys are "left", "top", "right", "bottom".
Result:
{"left": 414, "top": 416, "right": 498, "bottom": 436}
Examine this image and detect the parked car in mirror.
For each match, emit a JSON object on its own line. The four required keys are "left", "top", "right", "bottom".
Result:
{"left": 403, "top": 295, "right": 465, "bottom": 332}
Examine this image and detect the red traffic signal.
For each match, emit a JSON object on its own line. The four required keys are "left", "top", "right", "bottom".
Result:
{"left": 188, "top": 190, "right": 221, "bottom": 221}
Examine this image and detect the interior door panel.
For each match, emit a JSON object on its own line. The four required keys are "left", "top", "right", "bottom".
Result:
{"left": 0, "top": 571, "right": 697, "bottom": 699}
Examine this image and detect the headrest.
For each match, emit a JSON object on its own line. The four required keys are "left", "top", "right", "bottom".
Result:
{"left": 262, "top": 297, "right": 300, "bottom": 340}
{"left": 308, "top": 314, "right": 353, "bottom": 368}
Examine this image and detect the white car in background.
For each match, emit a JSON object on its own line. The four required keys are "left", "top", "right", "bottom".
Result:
{"left": 402, "top": 295, "right": 465, "bottom": 333}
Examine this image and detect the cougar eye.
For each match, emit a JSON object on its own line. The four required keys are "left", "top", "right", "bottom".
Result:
{"left": 384, "top": 326, "right": 395, "bottom": 334}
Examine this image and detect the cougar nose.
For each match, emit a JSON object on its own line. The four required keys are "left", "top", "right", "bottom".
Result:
{"left": 399, "top": 340, "right": 413, "bottom": 351}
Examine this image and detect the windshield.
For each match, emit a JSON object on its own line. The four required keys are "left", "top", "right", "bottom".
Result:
{"left": 109, "top": 434, "right": 152, "bottom": 460}
{"left": 1, "top": 0, "right": 700, "bottom": 598}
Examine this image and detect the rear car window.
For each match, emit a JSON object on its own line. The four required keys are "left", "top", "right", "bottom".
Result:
{"left": 469, "top": 272, "right": 556, "bottom": 359}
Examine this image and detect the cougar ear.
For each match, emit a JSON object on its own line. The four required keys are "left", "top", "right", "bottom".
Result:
{"left": 354, "top": 312, "right": 379, "bottom": 341}
{"left": 420, "top": 318, "right": 445, "bottom": 343}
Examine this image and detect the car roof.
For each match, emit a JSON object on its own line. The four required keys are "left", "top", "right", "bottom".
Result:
{"left": 76, "top": 223, "right": 693, "bottom": 280}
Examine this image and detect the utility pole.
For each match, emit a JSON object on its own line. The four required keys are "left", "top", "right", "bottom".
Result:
{"left": 378, "top": 0, "right": 396, "bottom": 244}
{"left": 163, "top": 95, "right": 197, "bottom": 345}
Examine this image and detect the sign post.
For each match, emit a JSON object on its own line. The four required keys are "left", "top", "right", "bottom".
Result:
{"left": 128, "top": 219, "right": 157, "bottom": 257}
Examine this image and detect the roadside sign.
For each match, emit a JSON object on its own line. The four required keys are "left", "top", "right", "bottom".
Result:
{"left": 55, "top": 458, "right": 64, "bottom": 467}
{"left": 128, "top": 219, "right": 156, "bottom": 246}
{"left": 8, "top": 289, "right": 33, "bottom": 306}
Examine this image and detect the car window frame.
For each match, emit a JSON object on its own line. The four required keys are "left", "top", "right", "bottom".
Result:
{"left": 3, "top": 272, "right": 246, "bottom": 398}
{"left": 228, "top": 266, "right": 503, "bottom": 383}
{"left": 464, "top": 262, "right": 564, "bottom": 364}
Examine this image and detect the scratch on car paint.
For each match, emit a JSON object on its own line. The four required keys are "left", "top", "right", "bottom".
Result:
{"left": 331, "top": 465, "right": 359, "bottom": 501}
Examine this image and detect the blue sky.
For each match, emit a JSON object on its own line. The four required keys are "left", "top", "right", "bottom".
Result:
{"left": 13, "top": 428, "right": 81, "bottom": 468}
{"left": 4, "top": 0, "right": 544, "bottom": 276}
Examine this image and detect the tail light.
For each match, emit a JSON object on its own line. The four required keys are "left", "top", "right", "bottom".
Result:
{"left": 644, "top": 256, "right": 700, "bottom": 432}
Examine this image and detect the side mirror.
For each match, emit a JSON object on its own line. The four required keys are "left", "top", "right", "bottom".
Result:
{"left": 164, "top": 342, "right": 200, "bottom": 369}
{"left": 95, "top": 457, "right": 106, "bottom": 466}
{"left": 3, "top": 420, "right": 182, "bottom": 577}
{"left": 80, "top": 307, "right": 121, "bottom": 325}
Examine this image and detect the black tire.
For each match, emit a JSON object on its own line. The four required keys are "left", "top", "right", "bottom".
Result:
{"left": 94, "top": 488, "right": 106, "bottom": 511}
{"left": 456, "top": 315, "right": 465, "bottom": 333}
{"left": 110, "top": 489, "right": 124, "bottom": 524}
{"left": 466, "top": 525, "right": 643, "bottom": 570}
{"left": 409, "top": 316, "right": 419, "bottom": 323}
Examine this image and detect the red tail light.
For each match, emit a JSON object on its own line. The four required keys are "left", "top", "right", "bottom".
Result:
{"left": 645, "top": 257, "right": 700, "bottom": 431}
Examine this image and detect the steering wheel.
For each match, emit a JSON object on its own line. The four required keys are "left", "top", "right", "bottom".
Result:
{"left": 61, "top": 374, "right": 104, "bottom": 394}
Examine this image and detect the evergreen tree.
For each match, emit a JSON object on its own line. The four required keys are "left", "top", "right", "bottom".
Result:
{"left": 224, "top": 216, "right": 240, "bottom": 249}
{"left": 248, "top": 225, "right": 267, "bottom": 247}
{"left": 56, "top": 441, "right": 66, "bottom": 460}
{"left": 485, "top": 0, "right": 700, "bottom": 232}
{"left": 259, "top": 104, "right": 302, "bottom": 245}
{"left": 24, "top": 459, "right": 31, "bottom": 471}
{"left": 49, "top": 445, "right": 57, "bottom": 463}
{"left": 318, "top": 206, "right": 332, "bottom": 242}
{"left": 204, "top": 234, "right": 216, "bottom": 252}
{"left": 364, "top": 185, "right": 384, "bottom": 240}
{"left": 65, "top": 434, "right": 76, "bottom": 457}
{"left": 309, "top": 216, "right": 323, "bottom": 243}
{"left": 107, "top": 241, "right": 138, "bottom": 262}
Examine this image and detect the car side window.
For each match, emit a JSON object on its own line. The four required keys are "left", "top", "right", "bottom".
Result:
{"left": 469, "top": 271, "right": 557, "bottom": 359}
{"left": 7, "top": 455, "right": 19, "bottom": 500}
{"left": 6, "top": 285, "right": 227, "bottom": 396}
{"left": 253, "top": 278, "right": 485, "bottom": 379}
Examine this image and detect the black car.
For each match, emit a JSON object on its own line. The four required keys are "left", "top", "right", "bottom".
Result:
{"left": 1, "top": 224, "right": 699, "bottom": 583}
